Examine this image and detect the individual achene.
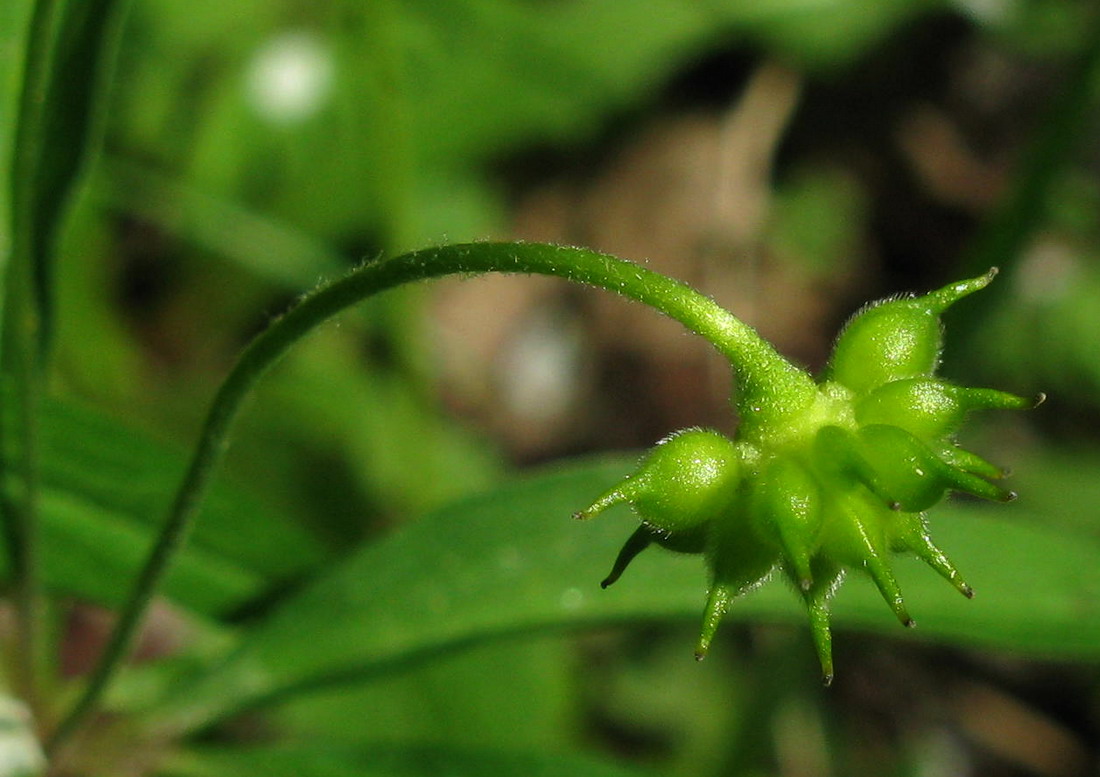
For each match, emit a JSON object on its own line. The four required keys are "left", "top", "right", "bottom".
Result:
{"left": 577, "top": 268, "right": 1043, "bottom": 684}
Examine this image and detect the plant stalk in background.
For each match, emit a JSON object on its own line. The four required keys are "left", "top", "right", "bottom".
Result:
{"left": 3, "top": 0, "right": 128, "bottom": 732}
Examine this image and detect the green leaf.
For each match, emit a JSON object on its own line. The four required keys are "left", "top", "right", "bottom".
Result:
{"left": 728, "top": 0, "right": 931, "bottom": 69}
{"left": 36, "top": 394, "right": 326, "bottom": 583}
{"left": 36, "top": 490, "right": 258, "bottom": 616}
{"left": 273, "top": 636, "right": 575, "bottom": 752}
{"left": 164, "top": 743, "right": 661, "bottom": 777}
{"left": 1, "top": 392, "right": 326, "bottom": 615}
{"left": 93, "top": 160, "right": 348, "bottom": 290}
{"left": 152, "top": 454, "right": 1100, "bottom": 731}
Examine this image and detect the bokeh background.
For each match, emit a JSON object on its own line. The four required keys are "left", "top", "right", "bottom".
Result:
{"left": 4, "top": 0, "right": 1100, "bottom": 775}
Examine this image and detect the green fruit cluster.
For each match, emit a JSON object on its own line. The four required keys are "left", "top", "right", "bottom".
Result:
{"left": 576, "top": 269, "right": 1041, "bottom": 682}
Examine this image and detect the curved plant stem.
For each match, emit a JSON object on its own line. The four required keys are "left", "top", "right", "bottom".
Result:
{"left": 44, "top": 241, "right": 813, "bottom": 757}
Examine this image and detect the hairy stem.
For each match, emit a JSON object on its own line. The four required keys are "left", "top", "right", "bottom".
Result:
{"left": 45, "top": 241, "right": 812, "bottom": 756}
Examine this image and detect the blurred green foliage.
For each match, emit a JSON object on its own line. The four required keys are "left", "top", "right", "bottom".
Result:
{"left": 3, "top": 0, "right": 1100, "bottom": 775}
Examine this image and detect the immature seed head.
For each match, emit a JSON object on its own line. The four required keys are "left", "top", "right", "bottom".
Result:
{"left": 579, "top": 268, "right": 1039, "bottom": 681}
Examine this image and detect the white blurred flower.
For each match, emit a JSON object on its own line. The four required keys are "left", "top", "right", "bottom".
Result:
{"left": 246, "top": 31, "right": 334, "bottom": 125}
